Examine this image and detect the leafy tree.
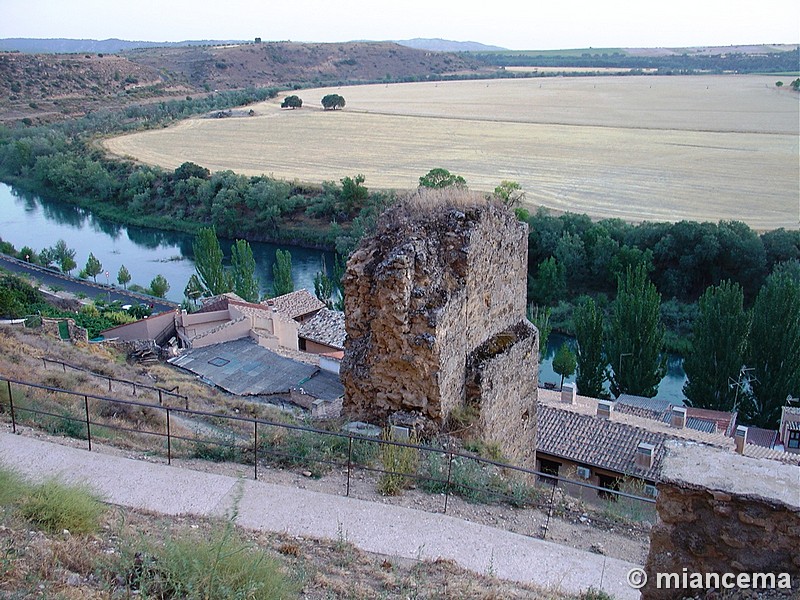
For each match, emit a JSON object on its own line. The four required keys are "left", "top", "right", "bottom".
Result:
{"left": 552, "top": 343, "right": 577, "bottom": 388}
{"left": 574, "top": 296, "right": 606, "bottom": 398}
{"left": 272, "top": 249, "right": 294, "bottom": 297}
{"left": 743, "top": 270, "right": 800, "bottom": 428}
{"left": 84, "top": 252, "right": 102, "bottom": 282}
{"left": 18, "top": 246, "right": 39, "bottom": 264}
{"left": 230, "top": 239, "right": 260, "bottom": 303}
{"left": 281, "top": 95, "right": 303, "bottom": 109}
{"left": 49, "top": 239, "right": 76, "bottom": 274}
{"left": 184, "top": 274, "right": 204, "bottom": 305}
{"left": 339, "top": 174, "right": 369, "bottom": 217}
{"left": 493, "top": 180, "right": 525, "bottom": 208}
{"left": 193, "top": 227, "right": 230, "bottom": 296}
{"left": 174, "top": 161, "right": 210, "bottom": 181}
{"left": 606, "top": 265, "right": 666, "bottom": 398}
{"left": 527, "top": 304, "right": 551, "bottom": 361}
{"left": 321, "top": 94, "right": 345, "bottom": 110}
{"left": 117, "top": 264, "right": 131, "bottom": 290}
{"left": 149, "top": 274, "right": 170, "bottom": 298}
{"left": 418, "top": 168, "right": 466, "bottom": 189}
{"left": 530, "top": 257, "right": 566, "bottom": 306}
{"left": 683, "top": 281, "right": 749, "bottom": 412}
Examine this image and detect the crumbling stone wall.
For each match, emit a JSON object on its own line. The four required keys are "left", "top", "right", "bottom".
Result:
{"left": 466, "top": 321, "right": 538, "bottom": 468}
{"left": 644, "top": 441, "right": 800, "bottom": 600}
{"left": 41, "top": 317, "right": 88, "bottom": 344}
{"left": 341, "top": 191, "right": 537, "bottom": 467}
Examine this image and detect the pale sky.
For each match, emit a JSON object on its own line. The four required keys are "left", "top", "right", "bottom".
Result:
{"left": 1, "top": 0, "right": 798, "bottom": 50}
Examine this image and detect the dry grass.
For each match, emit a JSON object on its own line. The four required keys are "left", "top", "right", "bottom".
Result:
{"left": 103, "top": 75, "right": 800, "bottom": 230}
{"left": 0, "top": 499, "right": 578, "bottom": 599}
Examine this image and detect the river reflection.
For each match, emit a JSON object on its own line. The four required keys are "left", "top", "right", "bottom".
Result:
{"left": 0, "top": 183, "right": 332, "bottom": 303}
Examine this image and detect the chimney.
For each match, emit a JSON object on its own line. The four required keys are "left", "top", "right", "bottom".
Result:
{"left": 670, "top": 406, "right": 687, "bottom": 429}
{"left": 734, "top": 425, "right": 748, "bottom": 454}
{"left": 561, "top": 383, "right": 576, "bottom": 405}
{"left": 597, "top": 400, "right": 613, "bottom": 419}
{"left": 635, "top": 442, "right": 655, "bottom": 469}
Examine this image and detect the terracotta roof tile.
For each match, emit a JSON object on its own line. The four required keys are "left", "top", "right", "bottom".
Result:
{"left": 262, "top": 290, "right": 325, "bottom": 320}
{"left": 298, "top": 309, "right": 346, "bottom": 350}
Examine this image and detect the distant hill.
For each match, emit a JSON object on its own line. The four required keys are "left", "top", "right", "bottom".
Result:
{"left": 0, "top": 40, "right": 490, "bottom": 126}
{"left": 0, "top": 38, "right": 245, "bottom": 54}
{"left": 395, "top": 38, "right": 507, "bottom": 52}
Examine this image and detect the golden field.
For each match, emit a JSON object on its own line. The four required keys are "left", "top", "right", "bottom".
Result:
{"left": 103, "top": 75, "right": 799, "bottom": 229}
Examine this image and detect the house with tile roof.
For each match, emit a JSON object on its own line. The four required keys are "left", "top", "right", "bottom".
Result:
{"left": 260, "top": 289, "right": 325, "bottom": 323}
{"left": 535, "top": 387, "right": 799, "bottom": 499}
{"left": 176, "top": 292, "right": 299, "bottom": 350}
{"left": 779, "top": 405, "right": 800, "bottom": 454}
{"left": 298, "top": 308, "right": 346, "bottom": 354}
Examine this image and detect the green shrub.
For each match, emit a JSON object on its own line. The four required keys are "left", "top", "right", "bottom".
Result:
{"left": 377, "top": 432, "right": 419, "bottom": 496}
{"left": 18, "top": 478, "right": 105, "bottom": 533}
{"left": 260, "top": 427, "right": 349, "bottom": 477}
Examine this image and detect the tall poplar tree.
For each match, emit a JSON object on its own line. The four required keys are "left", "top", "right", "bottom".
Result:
{"left": 272, "top": 249, "right": 294, "bottom": 297}
{"left": 606, "top": 265, "right": 666, "bottom": 398}
{"left": 192, "top": 227, "right": 229, "bottom": 296}
{"left": 683, "top": 281, "right": 749, "bottom": 412}
{"left": 230, "top": 239, "right": 260, "bottom": 303}
{"left": 744, "top": 270, "right": 800, "bottom": 428}
{"left": 574, "top": 296, "right": 606, "bottom": 398}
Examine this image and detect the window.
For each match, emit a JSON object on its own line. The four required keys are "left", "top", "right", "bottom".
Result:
{"left": 788, "top": 430, "right": 800, "bottom": 449}
{"left": 538, "top": 458, "right": 561, "bottom": 485}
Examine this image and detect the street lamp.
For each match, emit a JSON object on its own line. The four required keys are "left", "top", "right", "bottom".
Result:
{"left": 105, "top": 271, "right": 110, "bottom": 302}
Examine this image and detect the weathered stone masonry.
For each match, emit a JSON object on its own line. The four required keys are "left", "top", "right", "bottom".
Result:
{"left": 340, "top": 195, "right": 537, "bottom": 468}
{"left": 644, "top": 441, "right": 800, "bottom": 600}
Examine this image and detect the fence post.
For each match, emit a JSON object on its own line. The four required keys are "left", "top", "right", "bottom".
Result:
{"left": 42, "top": 357, "right": 47, "bottom": 369}
{"left": 166, "top": 408, "right": 171, "bottom": 465}
{"left": 7, "top": 380, "right": 16, "bottom": 434}
{"left": 108, "top": 377, "right": 111, "bottom": 393}
{"left": 543, "top": 481, "right": 558, "bottom": 540}
{"left": 346, "top": 435, "right": 353, "bottom": 497}
{"left": 158, "top": 389, "right": 163, "bottom": 406}
{"left": 62, "top": 362, "right": 66, "bottom": 373}
{"left": 253, "top": 421, "right": 258, "bottom": 480}
{"left": 132, "top": 383, "right": 136, "bottom": 396}
{"left": 84, "top": 395, "right": 92, "bottom": 452}
{"left": 443, "top": 450, "right": 454, "bottom": 514}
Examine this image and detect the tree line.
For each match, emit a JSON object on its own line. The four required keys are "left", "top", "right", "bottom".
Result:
{"left": 564, "top": 262, "right": 799, "bottom": 429}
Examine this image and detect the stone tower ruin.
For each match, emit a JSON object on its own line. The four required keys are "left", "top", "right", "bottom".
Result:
{"left": 340, "top": 191, "right": 538, "bottom": 468}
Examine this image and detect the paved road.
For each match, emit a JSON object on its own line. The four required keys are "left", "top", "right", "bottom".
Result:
{"left": 0, "top": 431, "right": 641, "bottom": 600}
{"left": 0, "top": 253, "right": 178, "bottom": 313}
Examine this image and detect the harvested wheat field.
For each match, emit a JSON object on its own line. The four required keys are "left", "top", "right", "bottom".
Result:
{"left": 104, "top": 75, "right": 800, "bottom": 229}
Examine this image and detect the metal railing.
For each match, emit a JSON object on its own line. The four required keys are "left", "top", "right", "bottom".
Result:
{"left": 40, "top": 357, "right": 188, "bottom": 408}
{"left": 0, "top": 376, "right": 656, "bottom": 539}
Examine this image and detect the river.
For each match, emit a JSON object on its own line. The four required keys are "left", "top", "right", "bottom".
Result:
{"left": 0, "top": 183, "right": 333, "bottom": 304}
{"left": 0, "top": 182, "right": 687, "bottom": 401}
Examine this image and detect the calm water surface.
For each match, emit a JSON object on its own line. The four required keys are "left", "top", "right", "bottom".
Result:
{"left": 0, "top": 183, "right": 332, "bottom": 303}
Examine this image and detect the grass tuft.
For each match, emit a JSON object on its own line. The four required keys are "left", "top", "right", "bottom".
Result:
{"left": 132, "top": 521, "right": 299, "bottom": 599}
{"left": 377, "top": 431, "right": 419, "bottom": 496}
{"left": 18, "top": 477, "right": 105, "bottom": 534}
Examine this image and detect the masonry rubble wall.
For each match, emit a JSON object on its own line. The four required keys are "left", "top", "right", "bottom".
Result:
{"left": 41, "top": 317, "right": 88, "bottom": 344}
{"left": 341, "top": 192, "right": 537, "bottom": 468}
{"left": 643, "top": 441, "right": 800, "bottom": 600}
{"left": 467, "top": 321, "right": 538, "bottom": 469}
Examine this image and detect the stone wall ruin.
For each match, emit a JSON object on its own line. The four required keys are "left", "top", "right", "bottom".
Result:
{"left": 340, "top": 191, "right": 537, "bottom": 467}
{"left": 643, "top": 441, "right": 799, "bottom": 599}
